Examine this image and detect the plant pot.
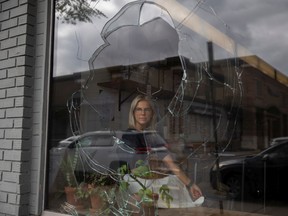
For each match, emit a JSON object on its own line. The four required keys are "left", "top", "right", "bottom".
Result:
{"left": 133, "top": 193, "right": 159, "bottom": 216}
{"left": 88, "top": 185, "right": 112, "bottom": 211}
{"left": 64, "top": 186, "right": 84, "bottom": 209}
{"left": 90, "top": 193, "right": 104, "bottom": 209}
{"left": 142, "top": 204, "right": 157, "bottom": 216}
{"left": 89, "top": 208, "right": 104, "bottom": 215}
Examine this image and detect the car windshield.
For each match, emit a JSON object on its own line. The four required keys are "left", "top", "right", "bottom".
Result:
{"left": 258, "top": 141, "right": 288, "bottom": 157}
{"left": 121, "top": 130, "right": 166, "bottom": 149}
{"left": 270, "top": 137, "right": 288, "bottom": 145}
{"left": 70, "top": 132, "right": 116, "bottom": 148}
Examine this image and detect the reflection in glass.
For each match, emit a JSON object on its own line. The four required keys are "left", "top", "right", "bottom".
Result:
{"left": 48, "top": 0, "right": 288, "bottom": 215}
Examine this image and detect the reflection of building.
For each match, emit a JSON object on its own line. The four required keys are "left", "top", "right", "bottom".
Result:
{"left": 241, "top": 56, "right": 288, "bottom": 149}
{"left": 51, "top": 55, "right": 288, "bottom": 151}
{"left": 50, "top": 73, "right": 82, "bottom": 145}
{"left": 1, "top": 2, "right": 287, "bottom": 215}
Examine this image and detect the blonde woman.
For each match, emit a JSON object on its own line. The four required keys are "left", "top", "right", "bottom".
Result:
{"left": 123, "top": 95, "right": 203, "bottom": 201}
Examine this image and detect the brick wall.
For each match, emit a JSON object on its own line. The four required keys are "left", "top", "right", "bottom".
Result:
{"left": 0, "top": 0, "right": 50, "bottom": 215}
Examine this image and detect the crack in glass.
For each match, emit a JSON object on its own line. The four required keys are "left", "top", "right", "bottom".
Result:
{"left": 51, "top": 0, "right": 243, "bottom": 215}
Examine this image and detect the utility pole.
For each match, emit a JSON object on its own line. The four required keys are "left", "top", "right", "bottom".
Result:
{"left": 207, "top": 41, "right": 224, "bottom": 214}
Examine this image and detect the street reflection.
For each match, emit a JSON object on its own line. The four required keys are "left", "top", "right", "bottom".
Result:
{"left": 49, "top": 0, "right": 287, "bottom": 215}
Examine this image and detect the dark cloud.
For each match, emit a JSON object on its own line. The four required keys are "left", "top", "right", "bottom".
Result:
{"left": 206, "top": 0, "right": 288, "bottom": 74}
{"left": 54, "top": 0, "right": 288, "bottom": 76}
{"left": 90, "top": 18, "right": 179, "bottom": 69}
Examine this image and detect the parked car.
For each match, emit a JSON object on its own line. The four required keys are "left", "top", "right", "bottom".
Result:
{"left": 270, "top": 136, "right": 288, "bottom": 146}
{"left": 210, "top": 141, "right": 288, "bottom": 201}
{"left": 49, "top": 130, "right": 169, "bottom": 189}
{"left": 58, "top": 135, "right": 80, "bottom": 147}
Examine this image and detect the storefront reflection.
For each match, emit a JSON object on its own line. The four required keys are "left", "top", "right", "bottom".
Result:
{"left": 49, "top": 0, "right": 288, "bottom": 215}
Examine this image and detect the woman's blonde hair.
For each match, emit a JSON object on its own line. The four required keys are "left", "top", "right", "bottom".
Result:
{"left": 128, "top": 95, "right": 156, "bottom": 130}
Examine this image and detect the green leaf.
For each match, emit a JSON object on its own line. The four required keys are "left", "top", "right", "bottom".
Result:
{"left": 159, "top": 184, "right": 173, "bottom": 208}
{"left": 119, "top": 181, "right": 129, "bottom": 191}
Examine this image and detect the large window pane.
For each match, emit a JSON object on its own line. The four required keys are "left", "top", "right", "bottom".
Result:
{"left": 47, "top": 1, "right": 288, "bottom": 215}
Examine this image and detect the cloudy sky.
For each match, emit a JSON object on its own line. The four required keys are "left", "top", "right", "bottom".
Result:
{"left": 207, "top": 0, "right": 288, "bottom": 75}
{"left": 54, "top": 0, "right": 288, "bottom": 77}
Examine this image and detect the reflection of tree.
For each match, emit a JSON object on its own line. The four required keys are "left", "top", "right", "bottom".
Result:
{"left": 56, "top": 0, "right": 108, "bottom": 24}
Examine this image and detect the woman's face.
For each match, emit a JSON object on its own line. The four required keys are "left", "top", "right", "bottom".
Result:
{"left": 134, "top": 100, "right": 153, "bottom": 130}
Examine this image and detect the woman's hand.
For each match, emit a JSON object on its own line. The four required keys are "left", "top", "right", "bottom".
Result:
{"left": 162, "top": 154, "right": 203, "bottom": 201}
{"left": 189, "top": 183, "right": 202, "bottom": 200}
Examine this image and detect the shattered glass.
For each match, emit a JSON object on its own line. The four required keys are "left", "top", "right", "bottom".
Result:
{"left": 48, "top": 0, "right": 248, "bottom": 215}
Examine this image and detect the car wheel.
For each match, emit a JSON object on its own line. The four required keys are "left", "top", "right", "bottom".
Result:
{"left": 225, "top": 174, "right": 242, "bottom": 199}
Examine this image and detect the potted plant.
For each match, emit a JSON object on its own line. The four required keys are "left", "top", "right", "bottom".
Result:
{"left": 85, "top": 173, "right": 116, "bottom": 214}
{"left": 118, "top": 160, "right": 173, "bottom": 215}
{"left": 60, "top": 153, "right": 83, "bottom": 208}
{"left": 74, "top": 182, "right": 90, "bottom": 207}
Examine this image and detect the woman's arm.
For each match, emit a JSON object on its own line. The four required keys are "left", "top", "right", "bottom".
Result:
{"left": 162, "top": 154, "right": 202, "bottom": 200}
